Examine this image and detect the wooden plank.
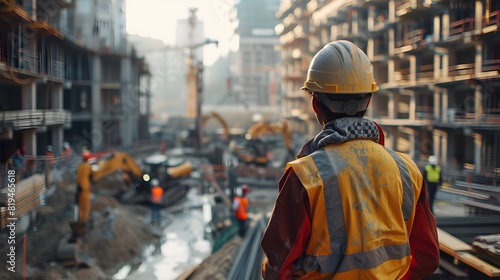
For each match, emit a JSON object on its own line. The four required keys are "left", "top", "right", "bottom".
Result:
{"left": 460, "top": 199, "right": 500, "bottom": 213}
{"left": 457, "top": 252, "right": 500, "bottom": 277}
{"left": 438, "top": 227, "right": 473, "bottom": 257}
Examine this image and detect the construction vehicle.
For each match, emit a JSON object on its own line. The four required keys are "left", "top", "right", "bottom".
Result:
{"left": 56, "top": 151, "right": 194, "bottom": 265}
{"left": 229, "top": 119, "right": 295, "bottom": 167}
{"left": 131, "top": 153, "right": 194, "bottom": 208}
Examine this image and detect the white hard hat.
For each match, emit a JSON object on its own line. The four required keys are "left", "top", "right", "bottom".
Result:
{"left": 151, "top": 178, "right": 160, "bottom": 186}
{"left": 428, "top": 155, "right": 437, "bottom": 165}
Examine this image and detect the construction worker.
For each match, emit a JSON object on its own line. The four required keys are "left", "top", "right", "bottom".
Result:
{"left": 75, "top": 151, "right": 93, "bottom": 228}
{"left": 232, "top": 184, "right": 249, "bottom": 237}
{"left": 424, "top": 155, "right": 442, "bottom": 213}
{"left": 261, "top": 40, "right": 439, "bottom": 279}
{"left": 150, "top": 178, "right": 163, "bottom": 225}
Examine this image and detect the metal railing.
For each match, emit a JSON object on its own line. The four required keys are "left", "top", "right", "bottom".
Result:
{"left": 0, "top": 110, "right": 71, "bottom": 130}
{"left": 227, "top": 213, "right": 268, "bottom": 280}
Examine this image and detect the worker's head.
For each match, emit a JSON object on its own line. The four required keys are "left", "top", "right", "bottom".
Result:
{"left": 302, "top": 40, "right": 378, "bottom": 125}
{"left": 241, "top": 184, "right": 250, "bottom": 195}
{"left": 151, "top": 178, "right": 160, "bottom": 187}
{"left": 428, "top": 155, "right": 438, "bottom": 165}
{"left": 82, "top": 150, "right": 91, "bottom": 161}
{"left": 47, "top": 145, "right": 53, "bottom": 153}
{"left": 63, "top": 142, "right": 70, "bottom": 149}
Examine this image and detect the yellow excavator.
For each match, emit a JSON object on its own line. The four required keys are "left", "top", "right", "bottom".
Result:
{"left": 57, "top": 151, "right": 193, "bottom": 265}
{"left": 230, "top": 119, "right": 295, "bottom": 167}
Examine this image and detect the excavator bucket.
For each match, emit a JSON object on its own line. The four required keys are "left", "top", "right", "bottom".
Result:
{"left": 56, "top": 222, "right": 96, "bottom": 267}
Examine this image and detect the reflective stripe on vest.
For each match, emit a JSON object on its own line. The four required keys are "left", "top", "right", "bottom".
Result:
{"left": 425, "top": 165, "right": 441, "bottom": 183}
{"left": 287, "top": 140, "right": 416, "bottom": 278}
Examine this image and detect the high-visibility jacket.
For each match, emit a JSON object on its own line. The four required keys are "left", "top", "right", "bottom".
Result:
{"left": 425, "top": 165, "right": 441, "bottom": 183}
{"left": 151, "top": 186, "right": 163, "bottom": 204}
{"left": 261, "top": 117, "right": 439, "bottom": 280}
{"left": 233, "top": 196, "right": 249, "bottom": 220}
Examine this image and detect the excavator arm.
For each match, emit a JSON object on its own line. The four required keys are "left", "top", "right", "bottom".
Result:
{"left": 91, "top": 152, "right": 144, "bottom": 184}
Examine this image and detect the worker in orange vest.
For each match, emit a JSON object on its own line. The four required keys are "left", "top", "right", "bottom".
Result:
{"left": 150, "top": 179, "right": 163, "bottom": 226}
{"left": 232, "top": 185, "right": 250, "bottom": 237}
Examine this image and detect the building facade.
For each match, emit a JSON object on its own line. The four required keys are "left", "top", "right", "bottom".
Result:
{"left": 232, "top": 0, "right": 282, "bottom": 107}
{"left": 0, "top": 0, "right": 150, "bottom": 164}
{"left": 277, "top": 0, "right": 499, "bottom": 183}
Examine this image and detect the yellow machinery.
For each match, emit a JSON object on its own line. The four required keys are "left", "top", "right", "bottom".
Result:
{"left": 230, "top": 120, "right": 294, "bottom": 167}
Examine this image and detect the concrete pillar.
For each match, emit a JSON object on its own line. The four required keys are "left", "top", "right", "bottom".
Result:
{"left": 22, "top": 83, "right": 36, "bottom": 110}
{"left": 475, "top": 85, "right": 483, "bottom": 122}
{"left": 442, "top": 51, "right": 449, "bottom": 78}
{"left": 434, "top": 88, "right": 441, "bottom": 121}
{"left": 388, "top": 91, "right": 396, "bottom": 119}
{"left": 434, "top": 52, "right": 441, "bottom": 79}
{"left": 474, "top": 133, "right": 482, "bottom": 174}
{"left": 388, "top": 0, "right": 395, "bottom": 22}
{"left": 409, "top": 94, "right": 416, "bottom": 121}
{"left": 368, "top": 6, "right": 375, "bottom": 31}
{"left": 475, "top": 43, "right": 482, "bottom": 75}
{"left": 433, "top": 14, "right": 441, "bottom": 42}
{"left": 121, "top": 57, "right": 132, "bottom": 148}
{"left": 475, "top": 0, "right": 483, "bottom": 33}
{"left": 22, "top": 130, "right": 37, "bottom": 156}
{"left": 390, "top": 127, "right": 399, "bottom": 151}
{"left": 441, "top": 131, "right": 448, "bottom": 172}
{"left": 367, "top": 39, "right": 374, "bottom": 60}
{"left": 388, "top": 60, "right": 395, "bottom": 83}
{"left": 409, "top": 129, "right": 416, "bottom": 158}
{"left": 91, "top": 55, "right": 102, "bottom": 151}
{"left": 409, "top": 55, "right": 416, "bottom": 82}
{"left": 433, "top": 129, "right": 441, "bottom": 160}
{"left": 442, "top": 89, "right": 448, "bottom": 121}
{"left": 442, "top": 10, "right": 450, "bottom": 40}
{"left": 388, "top": 28, "right": 395, "bottom": 56}
{"left": 51, "top": 127, "right": 63, "bottom": 156}
{"left": 51, "top": 83, "right": 63, "bottom": 109}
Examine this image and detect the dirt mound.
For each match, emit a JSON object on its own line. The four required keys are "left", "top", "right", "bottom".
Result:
{"left": 81, "top": 195, "right": 156, "bottom": 270}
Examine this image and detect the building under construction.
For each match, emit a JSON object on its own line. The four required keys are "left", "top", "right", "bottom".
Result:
{"left": 0, "top": 0, "right": 150, "bottom": 161}
{"left": 277, "top": 0, "right": 499, "bottom": 185}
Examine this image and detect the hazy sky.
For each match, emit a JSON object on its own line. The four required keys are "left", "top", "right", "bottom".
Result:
{"left": 125, "top": 0, "right": 236, "bottom": 65}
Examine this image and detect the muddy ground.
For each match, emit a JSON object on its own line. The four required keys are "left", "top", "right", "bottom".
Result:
{"left": 0, "top": 173, "right": 159, "bottom": 280}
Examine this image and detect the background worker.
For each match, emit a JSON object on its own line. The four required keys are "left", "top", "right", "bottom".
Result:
{"left": 424, "top": 155, "right": 442, "bottom": 213}
{"left": 73, "top": 151, "right": 93, "bottom": 239}
{"left": 232, "top": 184, "right": 249, "bottom": 237}
{"left": 150, "top": 178, "right": 163, "bottom": 225}
{"left": 260, "top": 40, "right": 439, "bottom": 280}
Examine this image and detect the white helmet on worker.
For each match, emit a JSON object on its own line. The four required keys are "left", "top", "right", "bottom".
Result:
{"left": 428, "top": 155, "right": 438, "bottom": 165}
{"left": 151, "top": 178, "right": 160, "bottom": 187}
{"left": 302, "top": 40, "right": 378, "bottom": 115}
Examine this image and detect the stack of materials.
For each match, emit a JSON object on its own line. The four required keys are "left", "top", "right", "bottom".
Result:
{"left": 472, "top": 234, "right": 500, "bottom": 267}
{"left": 0, "top": 174, "right": 46, "bottom": 229}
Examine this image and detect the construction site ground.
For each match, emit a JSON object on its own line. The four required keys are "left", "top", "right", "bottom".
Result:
{"left": 0, "top": 146, "right": 280, "bottom": 280}
{"left": 1, "top": 145, "right": 500, "bottom": 279}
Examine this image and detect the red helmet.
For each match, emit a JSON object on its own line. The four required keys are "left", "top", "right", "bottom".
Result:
{"left": 241, "top": 185, "right": 250, "bottom": 194}
{"left": 82, "top": 151, "right": 92, "bottom": 161}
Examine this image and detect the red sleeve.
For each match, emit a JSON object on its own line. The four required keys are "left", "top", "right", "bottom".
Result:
{"left": 403, "top": 180, "right": 440, "bottom": 280}
{"left": 261, "top": 168, "right": 311, "bottom": 280}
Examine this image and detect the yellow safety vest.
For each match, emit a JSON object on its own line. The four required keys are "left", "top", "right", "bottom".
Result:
{"left": 286, "top": 139, "right": 422, "bottom": 279}
{"left": 425, "top": 165, "right": 441, "bottom": 183}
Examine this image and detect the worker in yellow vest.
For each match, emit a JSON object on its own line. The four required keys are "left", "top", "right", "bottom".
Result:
{"left": 150, "top": 179, "right": 163, "bottom": 225}
{"left": 261, "top": 40, "right": 439, "bottom": 279}
{"left": 424, "top": 155, "right": 442, "bottom": 213}
{"left": 232, "top": 185, "right": 250, "bottom": 237}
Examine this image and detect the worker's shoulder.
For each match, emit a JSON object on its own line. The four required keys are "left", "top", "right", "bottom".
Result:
{"left": 392, "top": 151, "right": 421, "bottom": 174}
